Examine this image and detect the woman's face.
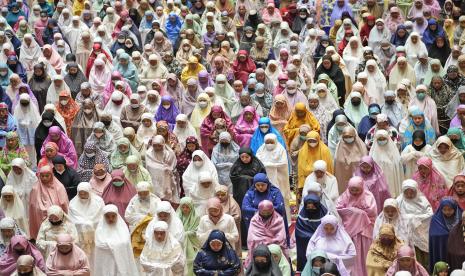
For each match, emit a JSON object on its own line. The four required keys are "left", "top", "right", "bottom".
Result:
{"left": 12, "top": 166, "right": 22, "bottom": 175}
{"left": 432, "top": 78, "right": 442, "bottom": 89}
{"left": 323, "top": 223, "right": 335, "bottom": 235}
{"left": 255, "top": 181, "right": 268, "bottom": 192}
{"left": 438, "top": 143, "right": 450, "bottom": 155}
{"left": 397, "top": 28, "right": 406, "bottom": 37}
{"left": 403, "top": 188, "right": 416, "bottom": 199}
{"left": 360, "top": 162, "right": 372, "bottom": 174}
{"left": 40, "top": 172, "right": 53, "bottom": 183}
{"left": 45, "top": 146, "right": 57, "bottom": 157}
{"left": 383, "top": 206, "right": 397, "bottom": 219}
{"left": 442, "top": 204, "right": 455, "bottom": 217}
{"left": 308, "top": 98, "right": 319, "bottom": 109}
{"left": 215, "top": 191, "right": 227, "bottom": 202}
{"left": 240, "top": 153, "right": 252, "bottom": 164}
{"left": 455, "top": 182, "right": 465, "bottom": 195}
{"left": 412, "top": 115, "right": 424, "bottom": 126}
{"left": 398, "top": 257, "right": 414, "bottom": 270}
{"left": 322, "top": 59, "right": 331, "bottom": 69}
{"left": 181, "top": 203, "right": 190, "bottom": 215}
{"left": 209, "top": 239, "right": 223, "bottom": 252}
{"left": 418, "top": 164, "right": 430, "bottom": 178}
{"left": 78, "top": 190, "right": 89, "bottom": 200}
{"left": 244, "top": 111, "right": 254, "bottom": 122}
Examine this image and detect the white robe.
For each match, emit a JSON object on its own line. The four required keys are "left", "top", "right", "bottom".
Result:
{"left": 369, "top": 131, "right": 404, "bottom": 197}
{"left": 182, "top": 150, "right": 219, "bottom": 196}
{"left": 140, "top": 222, "right": 185, "bottom": 276}
{"left": 0, "top": 186, "right": 29, "bottom": 237}
{"left": 400, "top": 144, "right": 432, "bottom": 179}
{"left": 68, "top": 183, "right": 105, "bottom": 268}
{"left": 94, "top": 205, "right": 139, "bottom": 276}
{"left": 5, "top": 155, "right": 37, "bottom": 215}
{"left": 196, "top": 214, "right": 239, "bottom": 250}
{"left": 256, "top": 140, "right": 291, "bottom": 222}
{"left": 36, "top": 219, "right": 79, "bottom": 262}
{"left": 124, "top": 194, "right": 160, "bottom": 232}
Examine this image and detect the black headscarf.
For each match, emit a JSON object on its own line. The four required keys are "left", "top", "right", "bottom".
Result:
{"left": 245, "top": 244, "right": 283, "bottom": 276}
{"left": 428, "top": 36, "right": 451, "bottom": 66}
{"left": 52, "top": 155, "right": 81, "bottom": 200}
{"left": 229, "top": 147, "right": 266, "bottom": 206}
{"left": 411, "top": 130, "right": 427, "bottom": 151}
{"left": 34, "top": 111, "right": 64, "bottom": 160}
{"left": 229, "top": 147, "right": 266, "bottom": 247}
{"left": 314, "top": 55, "right": 346, "bottom": 102}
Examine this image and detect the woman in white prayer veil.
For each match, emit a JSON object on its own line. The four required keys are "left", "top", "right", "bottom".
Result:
{"left": 101, "top": 7, "right": 120, "bottom": 35}
{"left": 373, "top": 198, "right": 412, "bottom": 244}
{"left": 68, "top": 182, "right": 104, "bottom": 267}
{"left": 182, "top": 150, "right": 219, "bottom": 196}
{"left": 302, "top": 160, "right": 339, "bottom": 201}
{"left": 46, "top": 74, "right": 71, "bottom": 105}
{"left": 0, "top": 186, "right": 28, "bottom": 237}
{"left": 63, "top": 16, "right": 90, "bottom": 53}
{"left": 147, "top": 201, "right": 185, "bottom": 247}
{"left": 256, "top": 133, "right": 291, "bottom": 222}
{"left": 369, "top": 129, "right": 404, "bottom": 197}
{"left": 94, "top": 26, "right": 113, "bottom": 51}
{"left": 103, "top": 90, "right": 130, "bottom": 122}
{"left": 36, "top": 205, "right": 78, "bottom": 261}
{"left": 343, "top": 36, "right": 364, "bottom": 82}
{"left": 137, "top": 113, "right": 157, "bottom": 146}
{"left": 364, "top": 59, "right": 388, "bottom": 105}
{"left": 94, "top": 204, "right": 139, "bottom": 276}
{"left": 42, "top": 104, "right": 68, "bottom": 134}
{"left": 124, "top": 181, "right": 161, "bottom": 233}
{"left": 57, "top": 8, "right": 72, "bottom": 28}
{"left": 300, "top": 179, "right": 340, "bottom": 220}
{"left": 173, "top": 114, "right": 197, "bottom": 151}
{"left": 140, "top": 220, "right": 186, "bottom": 276}
{"left": 5, "top": 158, "right": 37, "bottom": 214}
{"left": 396, "top": 179, "right": 433, "bottom": 265}
{"left": 75, "top": 31, "right": 94, "bottom": 72}
{"left": 405, "top": 32, "right": 428, "bottom": 66}
{"left": 19, "top": 34, "right": 43, "bottom": 76}
{"left": 14, "top": 94, "right": 41, "bottom": 167}
{"left": 190, "top": 171, "right": 219, "bottom": 216}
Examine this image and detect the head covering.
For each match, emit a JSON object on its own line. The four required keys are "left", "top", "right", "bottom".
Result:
{"left": 139, "top": 219, "right": 185, "bottom": 274}
{"left": 369, "top": 129, "right": 404, "bottom": 196}
{"left": 0, "top": 235, "right": 45, "bottom": 275}
{"left": 297, "top": 131, "right": 334, "bottom": 188}
{"left": 396, "top": 179, "right": 433, "bottom": 252}
{"left": 182, "top": 150, "right": 219, "bottom": 196}
{"left": 412, "top": 157, "right": 448, "bottom": 211}
{"left": 353, "top": 155, "right": 391, "bottom": 212}
{"left": 336, "top": 176, "right": 378, "bottom": 236}
{"left": 68, "top": 182, "right": 105, "bottom": 227}
{"left": 94, "top": 204, "right": 139, "bottom": 275}
{"left": 101, "top": 170, "right": 137, "bottom": 218}
{"left": 245, "top": 244, "right": 283, "bottom": 275}
{"left": 427, "top": 136, "right": 465, "bottom": 185}
{"left": 306, "top": 214, "right": 355, "bottom": 275}
{"left": 295, "top": 194, "right": 327, "bottom": 270}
